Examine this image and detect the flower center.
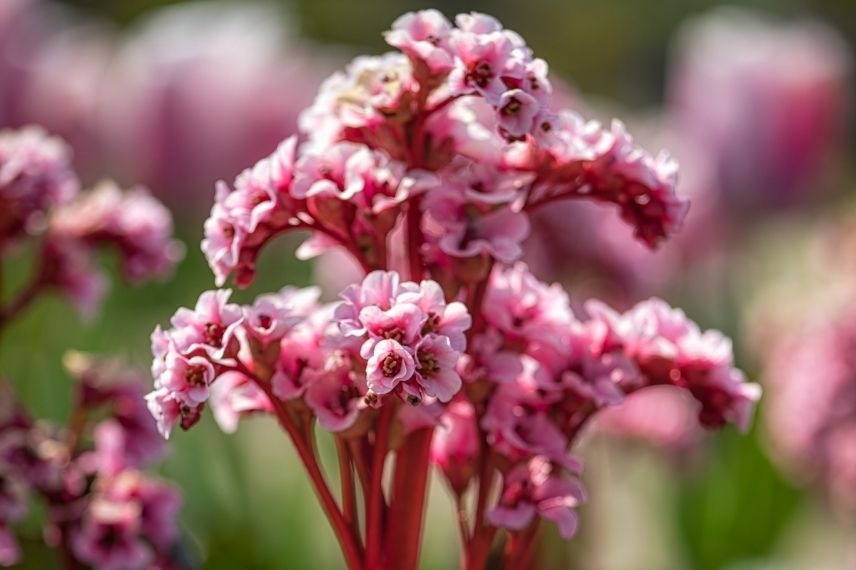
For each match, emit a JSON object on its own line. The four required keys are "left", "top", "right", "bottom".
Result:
{"left": 204, "top": 322, "right": 225, "bottom": 347}
{"left": 382, "top": 326, "right": 405, "bottom": 342}
{"left": 257, "top": 314, "right": 273, "bottom": 330}
{"left": 185, "top": 365, "right": 207, "bottom": 387}
{"left": 418, "top": 350, "right": 440, "bottom": 376}
{"left": 469, "top": 61, "right": 493, "bottom": 88}
{"left": 501, "top": 97, "right": 522, "bottom": 117}
{"left": 382, "top": 353, "right": 403, "bottom": 377}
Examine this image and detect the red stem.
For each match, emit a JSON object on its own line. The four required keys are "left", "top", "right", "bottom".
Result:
{"left": 0, "top": 278, "right": 44, "bottom": 331}
{"left": 247, "top": 375, "right": 364, "bottom": 570}
{"left": 365, "top": 403, "right": 395, "bottom": 569}
{"left": 384, "top": 427, "right": 434, "bottom": 570}
{"left": 336, "top": 436, "right": 358, "bottom": 537}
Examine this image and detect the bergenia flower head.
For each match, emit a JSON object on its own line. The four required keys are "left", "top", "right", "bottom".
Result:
{"left": 148, "top": 10, "right": 759, "bottom": 569}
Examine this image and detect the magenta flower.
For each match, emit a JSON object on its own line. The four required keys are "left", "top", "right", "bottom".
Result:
{"left": 70, "top": 498, "right": 152, "bottom": 570}
{"left": 243, "top": 289, "right": 306, "bottom": 346}
{"left": 168, "top": 289, "right": 243, "bottom": 359}
{"left": 487, "top": 456, "right": 585, "bottom": 539}
{"left": 385, "top": 9, "right": 454, "bottom": 75}
{"left": 413, "top": 334, "right": 462, "bottom": 402}
{"left": 209, "top": 371, "right": 273, "bottom": 434}
{"left": 305, "top": 364, "right": 364, "bottom": 432}
{"left": 156, "top": 352, "right": 216, "bottom": 407}
{"left": 0, "top": 525, "right": 19, "bottom": 568}
{"left": 49, "top": 181, "right": 184, "bottom": 283}
{"left": 0, "top": 126, "right": 79, "bottom": 245}
{"left": 366, "top": 339, "right": 417, "bottom": 397}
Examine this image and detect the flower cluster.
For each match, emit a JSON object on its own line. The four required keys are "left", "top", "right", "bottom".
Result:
{"left": 0, "top": 126, "right": 183, "bottom": 319}
{"left": 0, "top": 126, "right": 78, "bottom": 247}
{"left": 0, "top": 356, "right": 182, "bottom": 569}
{"left": 429, "top": 264, "right": 758, "bottom": 537}
{"left": 155, "top": 10, "right": 758, "bottom": 570}
{"left": 763, "top": 308, "right": 856, "bottom": 512}
{"left": 202, "top": 11, "right": 689, "bottom": 295}
{"left": 0, "top": 123, "right": 186, "bottom": 568}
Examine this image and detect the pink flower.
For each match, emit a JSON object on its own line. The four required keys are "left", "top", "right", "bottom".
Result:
{"left": 396, "top": 279, "right": 471, "bottom": 351}
{"left": 209, "top": 371, "right": 272, "bottom": 434}
{"left": 305, "top": 362, "right": 363, "bottom": 432}
{"left": 431, "top": 399, "right": 479, "bottom": 493}
{"left": 669, "top": 8, "right": 851, "bottom": 211}
{"left": 358, "top": 303, "right": 427, "bottom": 359}
{"left": 487, "top": 456, "right": 585, "bottom": 539}
{"left": 482, "top": 263, "right": 574, "bottom": 351}
{"left": 0, "top": 126, "right": 79, "bottom": 244}
{"left": 448, "top": 16, "right": 518, "bottom": 102}
{"left": 49, "top": 181, "right": 184, "bottom": 283}
{"left": 71, "top": 498, "right": 152, "bottom": 570}
{"left": 243, "top": 289, "right": 305, "bottom": 345}
{"left": 413, "top": 334, "right": 462, "bottom": 402}
{"left": 202, "top": 136, "right": 298, "bottom": 287}
{"left": 0, "top": 525, "right": 19, "bottom": 568}
{"left": 385, "top": 9, "right": 454, "bottom": 75}
{"left": 422, "top": 186, "right": 530, "bottom": 263}
{"left": 102, "top": 471, "right": 182, "bottom": 551}
{"left": 299, "top": 53, "right": 417, "bottom": 154}
{"left": 482, "top": 381, "right": 580, "bottom": 472}
{"left": 335, "top": 271, "right": 406, "bottom": 339}
{"left": 365, "top": 339, "right": 416, "bottom": 397}
{"left": 145, "top": 388, "right": 201, "bottom": 439}
{"left": 168, "top": 289, "right": 243, "bottom": 359}
{"left": 520, "top": 113, "right": 688, "bottom": 248}
{"left": 156, "top": 352, "right": 215, "bottom": 406}
{"left": 272, "top": 304, "right": 330, "bottom": 401}
{"left": 497, "top": 89, "right": 539, "bottom": 139}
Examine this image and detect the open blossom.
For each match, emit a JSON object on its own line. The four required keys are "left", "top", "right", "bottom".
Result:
{"left": 0, "top": 126, "right": 79, "bottom": 244}
{"left": 332, "top": 271, "right": 470, "bottom": 404}
{"left": 487, "top": 456, "right": 585, "bottom": 539}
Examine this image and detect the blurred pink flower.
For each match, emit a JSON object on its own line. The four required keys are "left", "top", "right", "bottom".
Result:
{"left": 764, "top": 309, "right": 856, "bottom": 511}
{"left": 668, "top": 7, "right": 852, "bottom": 211}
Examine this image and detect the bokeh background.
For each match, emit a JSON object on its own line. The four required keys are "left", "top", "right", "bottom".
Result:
{"left": 3, "top": 0, "right": 856, "bottom": 568}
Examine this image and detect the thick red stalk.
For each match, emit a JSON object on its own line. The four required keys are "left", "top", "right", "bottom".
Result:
{"left": 365, "top": 404, "right": 395, "bottom": 569}
{"left": 336, "top": 437, "right": 358, "bottom": 536}
{"left": 384, "top": 427, "right": 434, "bottom": 570}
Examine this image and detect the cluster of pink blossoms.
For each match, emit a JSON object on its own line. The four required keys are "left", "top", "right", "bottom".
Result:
{"left": 0, "top": 126, "right": 183, "bottom": 319}
{"left": 0, "top": 123, "right": 185, "bottom": 568}
{"left": 0, "top": 357, "right": 182, "bottom": 569}
{"left": 154, "top": 10, "right": 758, "bottom": 570}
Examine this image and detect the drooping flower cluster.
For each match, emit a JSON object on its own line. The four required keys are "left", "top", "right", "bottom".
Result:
{"left": 0, "top": 126, "right": 183, "bottom": 319}
{"left": 0, "top": 126, "right": 79, "bottom": 247}
{"left": 0, "top": 356, "right": 182, "bottom": 569}
{"left": 0, "top": 122, "right": 186, "bottom": 568}
{"left": 155, "top": 10, "right": 758, "bottom": 570}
